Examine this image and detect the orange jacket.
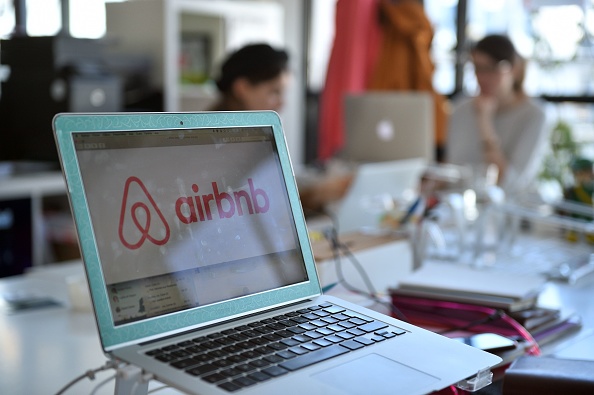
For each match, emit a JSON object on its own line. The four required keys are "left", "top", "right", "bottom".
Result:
{"left": 368, "top": 0, "right": 448, "bottom": 147}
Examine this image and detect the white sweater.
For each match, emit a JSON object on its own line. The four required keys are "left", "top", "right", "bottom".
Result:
{"left": 446, "top": 96, "right": 548, "bottom": 195}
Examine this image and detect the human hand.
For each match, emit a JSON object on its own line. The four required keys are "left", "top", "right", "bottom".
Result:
{"left": 473, "top": 95, "right": 500, "bottom": 145}
{"left": 473, "top": 95, "right": 497, "bottom": 119}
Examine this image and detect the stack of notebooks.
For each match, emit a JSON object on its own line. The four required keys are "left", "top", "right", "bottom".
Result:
{"left": 391, "top": 263, "right": 546, "bottom": 313}
{"left": 390, "top": 263, "right": 582, "bottom": 353}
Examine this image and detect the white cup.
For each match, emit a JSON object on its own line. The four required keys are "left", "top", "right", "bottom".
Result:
{"left": 66, "top": 274, "right": 93, "bottom": 312}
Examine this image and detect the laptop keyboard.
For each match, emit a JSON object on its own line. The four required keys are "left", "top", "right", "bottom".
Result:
{"left": 145, "top": 302, "right": 408, "bottom": 392}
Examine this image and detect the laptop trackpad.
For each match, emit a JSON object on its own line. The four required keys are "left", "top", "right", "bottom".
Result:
{"left": 313, "top": 353, "right": 440, "bottom": 395}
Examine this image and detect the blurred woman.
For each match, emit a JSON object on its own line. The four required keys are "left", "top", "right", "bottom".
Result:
{"left": 447, "top": 34, "right": 547, "bottom": 194}
{"left": 209, "top": 43, "right": 290, "bottom": 112}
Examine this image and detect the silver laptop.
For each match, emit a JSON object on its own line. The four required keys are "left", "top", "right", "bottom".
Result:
{"left": 53, "top": 111, "right": 499, "bottom": 395}
{"left": 341, "top": 92, "right": 435, "bottom": 163}
{"left": 333, "top": 158, "right": 427, "bottom": 234}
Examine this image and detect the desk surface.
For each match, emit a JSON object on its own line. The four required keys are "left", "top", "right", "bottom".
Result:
{"left": 0, "top": 263, "right": 181, "bottom": 395}
{"left": 1, "top": 261, "right": 593, "bottom": 395}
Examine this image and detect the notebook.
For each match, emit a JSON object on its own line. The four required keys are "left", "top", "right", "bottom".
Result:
{"left": 333, "top": 158, "right": 427, "bottom": 234}
{"left": 341, "top": 92, "right": 435, "bottom": 163}
{"left": 53, "top": 111, "right": 500, "bottom": 395}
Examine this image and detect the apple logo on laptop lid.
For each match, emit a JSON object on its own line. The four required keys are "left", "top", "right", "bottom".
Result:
{"left": 376, "top": 119, "right": 395, "bottom": 141}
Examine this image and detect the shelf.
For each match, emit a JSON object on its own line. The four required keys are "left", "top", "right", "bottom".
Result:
{"left": 0, "top": 172, "right": 73, "bottom": 275}
{"left": 0, "top": 172, "right": 65, "bottom": 199}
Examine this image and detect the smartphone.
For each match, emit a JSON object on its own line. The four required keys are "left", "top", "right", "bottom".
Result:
{"left": 453, "top": 333, "right": 517, "bottom": 353}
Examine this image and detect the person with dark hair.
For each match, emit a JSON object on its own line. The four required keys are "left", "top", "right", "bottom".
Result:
{"left": 209, "top": 43, "right": 290, "bottom": 112}
{"left": 447, "top": 34, "right": 548, "bottom": 194}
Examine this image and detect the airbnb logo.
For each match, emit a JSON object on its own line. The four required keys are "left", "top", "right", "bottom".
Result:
{"left": 118, "top": 176, "right": 270, "bottom": 250}
{"left": 175, "top": 178, "right": 270, "bottom": 224}
{"left": 119, "top": 176, "right": 171, "bottom": 250}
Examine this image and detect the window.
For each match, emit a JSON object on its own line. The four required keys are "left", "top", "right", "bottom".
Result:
{"left": 0, "top": 0, "right": 106, "bottom": 39}
{"left": 425, "top": 0, "right": 594, "bottom": 97}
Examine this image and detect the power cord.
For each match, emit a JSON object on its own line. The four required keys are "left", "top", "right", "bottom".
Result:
{"left": 305, "top": 206, "right": 408, "bottom": 320}
{"left": 53, "top": 360, "right": 118, "bottom": 395}
{"left": 324, "top": 225, "right": 409, "bottom": 321}
{"left": 90, "top": 374, "right": 117, "bottom": 395}
{"left": 327, "top": 227, "right": 377, "bottom": 296}
{"left": 53, "top": 360, "right": 160, "bottom": 395}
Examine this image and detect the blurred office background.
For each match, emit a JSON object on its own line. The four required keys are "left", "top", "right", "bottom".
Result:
{"left": 1, "top": 0, "right": 594, "bottom": 276}
{"left": 2, "top": 0, "right": 594, "bottom": 166}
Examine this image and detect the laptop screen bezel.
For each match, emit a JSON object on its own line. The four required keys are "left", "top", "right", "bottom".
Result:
{"left": 53, "top": 111, "right": 322, "bottom": 351}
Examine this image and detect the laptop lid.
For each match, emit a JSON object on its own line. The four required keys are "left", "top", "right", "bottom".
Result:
{"left": 341, "top": 92, "right": 435, "bottom": 163}
{"left": 53, "top": 111, "right": 321, "bottom": 351}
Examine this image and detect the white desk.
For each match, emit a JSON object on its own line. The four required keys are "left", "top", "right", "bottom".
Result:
{"left": 1, "top": 258, "right": 593, "bottom": 395}
{"left": 0, "top": 262, "right": 182, "bottom": 395}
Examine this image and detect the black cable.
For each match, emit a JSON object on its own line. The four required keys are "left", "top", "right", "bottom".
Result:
{"left": 324, "top": 226, "right": 409, "bottom": 322}
{"left": 303, "top": 204, "right": 409, "bottom": 320}
{"left": 337, "top": 241, "right": 378, "bottom": 295}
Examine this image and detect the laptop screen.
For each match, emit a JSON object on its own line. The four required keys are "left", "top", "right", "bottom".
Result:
{"left": 72, "top": 126, "right": 308, "bottom": 326}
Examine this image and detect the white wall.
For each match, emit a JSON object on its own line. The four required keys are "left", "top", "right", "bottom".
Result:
{"left": 104, "top": 0, "right": 307, "bottom": 165}
{"left": 277, "top": 0, "right": 306, "bottom": 165}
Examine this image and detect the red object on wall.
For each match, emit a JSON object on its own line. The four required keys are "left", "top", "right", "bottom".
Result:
{"left": 317, "top": 0, "right": 382, "bottom": 162}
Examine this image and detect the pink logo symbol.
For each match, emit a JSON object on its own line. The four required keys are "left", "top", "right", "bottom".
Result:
{"left": 118, "top": 176, "right": 170, "bottom": 249}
